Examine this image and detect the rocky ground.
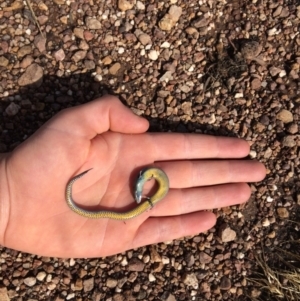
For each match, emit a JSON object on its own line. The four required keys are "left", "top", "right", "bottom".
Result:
{"left": 0, "top": 0, "right": 300, "bottom": 300}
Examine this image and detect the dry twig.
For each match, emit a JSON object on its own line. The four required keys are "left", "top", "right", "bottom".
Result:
{"left": 24, "top": 0, "right": 44, "bottom": 38}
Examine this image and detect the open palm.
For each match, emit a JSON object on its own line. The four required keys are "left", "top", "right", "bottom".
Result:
{"left": 0, "top": 96, "right": 265, "bottom": 258}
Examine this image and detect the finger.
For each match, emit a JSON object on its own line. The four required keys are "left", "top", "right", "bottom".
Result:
{"left": 149, "top": 183, "right": 251, "bottom": 217}
{"left": 51, "top": 95, "right": 149, "bottom": 138}
{"left": 133, "top": 211, "right": 216, "bottom": 248}
{"left": 156, "top": 160, "right": 266, "bottom": 188}
{"left": 147, "top": 133, "right": 250, "bottom": 160}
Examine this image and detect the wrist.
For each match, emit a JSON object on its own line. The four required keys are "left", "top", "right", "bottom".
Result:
{"left": 0, "top": 153, "right": 10, "bottom": 247}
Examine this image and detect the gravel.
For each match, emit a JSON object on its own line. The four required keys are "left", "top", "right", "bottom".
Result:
{"left": 0, "top": 0, "right": 300, "bottom": 300}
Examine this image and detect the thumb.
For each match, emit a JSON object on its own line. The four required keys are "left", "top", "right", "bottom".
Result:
{"left": 49, "top": 95, "right": 149, "bottom": 139}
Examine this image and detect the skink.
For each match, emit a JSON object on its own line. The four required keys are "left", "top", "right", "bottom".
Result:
{"left": 65, "top": 167, "right": 169, "bottom": 220}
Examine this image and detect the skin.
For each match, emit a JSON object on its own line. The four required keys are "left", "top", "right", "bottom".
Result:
{"left": 0, "top": 95, "right": 266, "bottom": 258}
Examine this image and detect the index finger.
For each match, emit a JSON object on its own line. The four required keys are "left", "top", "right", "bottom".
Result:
{"left": 147, "top": 133, "right": 250, "bottom": 160}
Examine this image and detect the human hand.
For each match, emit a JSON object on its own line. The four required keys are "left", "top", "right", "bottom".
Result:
{"left": 0, "top": 96, "right": 266, "bottom": 258}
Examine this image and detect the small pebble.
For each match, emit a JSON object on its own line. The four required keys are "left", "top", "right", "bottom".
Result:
{"left": 276, "top": 109, "right": 293, "bottom": 123}
{"left": 85, "top": 17, "right": 101, "bottom": 29}
{"left": 5, "top": 102, "right": 20, "bottom": 116}
{"left": 148, "top": 273, "right": 156, "bottom": 282}
{"left": 182, "top": 273, "right": 198, "bottom": 289}
{"left": 148, "top": 50, "right": 159, "bottom": 60}
{"left": 24, "top": 277, "right": 36, "bottom": 287}
{"left": 219, "top": 224, "right": 237, "bottom": 242}
{"left": 277, "top": 207, "right": 289, "bottom": 218}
